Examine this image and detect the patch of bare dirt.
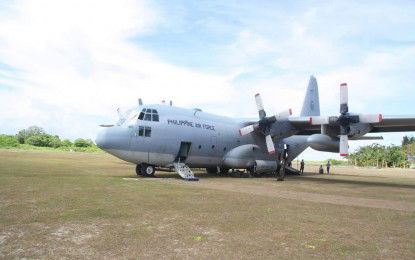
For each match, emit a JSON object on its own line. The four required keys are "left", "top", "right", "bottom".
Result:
{"left": 161, "top": 179, "right": 415, "bottom": 212}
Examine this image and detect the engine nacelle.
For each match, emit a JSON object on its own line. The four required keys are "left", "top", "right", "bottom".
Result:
{"left": 307, "top": 134, "right": 339, "bottom": 153}
{"left": 254, "top": 160, "right": 278, "bottom": 173}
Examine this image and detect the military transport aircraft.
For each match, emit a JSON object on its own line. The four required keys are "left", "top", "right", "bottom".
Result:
{"left": 96, "top": 76, "right": 415, "bottom": 181}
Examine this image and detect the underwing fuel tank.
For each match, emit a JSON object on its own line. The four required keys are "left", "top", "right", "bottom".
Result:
{"left": 307, "top": 134, "right": 339, "bottom": 153}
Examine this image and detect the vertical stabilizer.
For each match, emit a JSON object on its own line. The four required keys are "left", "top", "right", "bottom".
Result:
{"left": 300, "top": 76, "right": 320, "bottom": 116}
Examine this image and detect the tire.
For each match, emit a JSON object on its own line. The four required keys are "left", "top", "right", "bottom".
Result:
{"left": 135, "top": 164, "right": 142, "bottom": 176}
{"left": 141, "top": 164, "right": 155, "bottom": 177}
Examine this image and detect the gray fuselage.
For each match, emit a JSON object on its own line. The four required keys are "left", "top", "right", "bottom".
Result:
{"left": 96, "top": 104, "right": 309, "bottom": 170}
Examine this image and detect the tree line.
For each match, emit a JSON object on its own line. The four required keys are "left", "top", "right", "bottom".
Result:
{"left": 348, "top": 136, "right": 415, "bottom": 168}
{"left": 0, "top": 126, "right": 100, "bottom": 152}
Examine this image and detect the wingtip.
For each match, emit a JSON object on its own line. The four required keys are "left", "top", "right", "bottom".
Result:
{"left": 269, "top": 150, "right": 276, "bottom": 155}
{"left": 340, "top": 154, "right": 348, "bottom": 157}
{"left": 340, "top": 83, "right": 347, "bottom": 87}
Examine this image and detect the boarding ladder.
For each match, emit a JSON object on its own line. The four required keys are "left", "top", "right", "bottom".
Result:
{"left": 173, "top": 162, "right": 199, "bottom": 181}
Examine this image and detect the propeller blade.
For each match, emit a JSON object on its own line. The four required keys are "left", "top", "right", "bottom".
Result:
{"left": 265, "top": 135, "right": 276, "bottom": 154}
{"left": 276, "top": 108, "right": 292, "bottom": 120}
{"left": 340, "top": 83, "right": 348, "bottom": 114}
{"left": 339, "top": 135, "right": 349, "bottom": 156}
{"left": 309, "top": 116, "right": 330, "bottom": 125}
{"left": 239, "top": 125, "right": 256, "bottom": 136}
{"left": 255, "top": 93, "right": 266, "bottom": 119}
{"left": 359, "top": 114, "right": 383, "bottom": 124}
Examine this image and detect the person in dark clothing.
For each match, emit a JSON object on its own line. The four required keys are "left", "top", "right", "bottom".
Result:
{"left": 300, "top": 159, "right": 305, "bottom": 175}
{"left": 319, "top": 165, "right": 324, "bottom": 174}
{"left": 326, "top": 160, "right": 331, "bottom": 174}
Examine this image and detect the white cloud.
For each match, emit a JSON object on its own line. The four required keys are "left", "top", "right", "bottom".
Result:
{"left": 0, "top": 0, "right": 234, "bottom": 139}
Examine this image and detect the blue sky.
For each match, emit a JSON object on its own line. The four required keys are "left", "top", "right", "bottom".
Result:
{"left": 0, "top": 0, "right": 414, "bottom": 160}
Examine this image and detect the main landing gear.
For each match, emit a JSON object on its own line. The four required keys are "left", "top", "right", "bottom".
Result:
{"left": 136, "top": 163, "right": 155, "bottom": 177}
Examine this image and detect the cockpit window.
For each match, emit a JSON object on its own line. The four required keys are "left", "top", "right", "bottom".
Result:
{"left": 144, "top": 113, "right": 152, "bottom": 121}
{"left": 138, "top": 112, "right": 144, "bottom": 120}
{"left": 138, "top": 108, "right": 159, "bottom": 122}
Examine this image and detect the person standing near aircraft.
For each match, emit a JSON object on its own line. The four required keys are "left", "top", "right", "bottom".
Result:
{"left": 326, "top": 160, "right": 331, "bottom": 174}
{"left": 300, "top": 159, "right": 305, "bottom": 174}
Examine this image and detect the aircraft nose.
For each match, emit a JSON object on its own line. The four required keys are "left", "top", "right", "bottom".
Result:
{"left": 95, "top": 128, "right": 109, "bottom": 150}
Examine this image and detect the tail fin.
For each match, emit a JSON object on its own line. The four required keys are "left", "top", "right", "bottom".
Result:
{"left": 300, "top": 75, "right": 320, "bottom": 116}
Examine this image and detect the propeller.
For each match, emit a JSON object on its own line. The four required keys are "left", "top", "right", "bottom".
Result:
{"left": 310, "top": 83, "right": 383, "bottom": 156}
{"left": 239, "top": 93, "right": 292, "bottom": 154}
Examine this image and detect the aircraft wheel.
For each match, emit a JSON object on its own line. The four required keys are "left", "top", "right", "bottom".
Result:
{"left": 135, "top": 164, "right": 142, "bottom": 176}
{"left": 141, "top": 164, "right": 155, "bottom": 177}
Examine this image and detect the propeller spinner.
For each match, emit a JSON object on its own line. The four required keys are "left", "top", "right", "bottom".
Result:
{"left": 310, "top": 83, "right": 383, "bottom": 156}
{"left": 239, "top": 93, "right": 292, "bottom": 154}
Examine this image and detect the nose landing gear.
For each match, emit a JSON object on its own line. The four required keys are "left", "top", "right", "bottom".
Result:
{"left": 136, "top": 164, "right": 155, "bottom": 177}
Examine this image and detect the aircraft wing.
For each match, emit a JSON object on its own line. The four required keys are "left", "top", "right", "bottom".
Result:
{"left": 288, "top": 117, "right": 321, "bottom": 135}
{"left": 370, "top": 115, "right": 415, "bottom": 133}
{"left": 289, "top": 115, "right": 415, "bottom": 135}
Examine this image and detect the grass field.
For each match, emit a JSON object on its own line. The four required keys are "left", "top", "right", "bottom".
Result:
{"left": 1, "top": 150, "right": 415, "bottom": 259}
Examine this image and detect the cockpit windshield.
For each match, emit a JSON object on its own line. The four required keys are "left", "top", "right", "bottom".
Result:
{"left": 138, "top": 108, "right": 159, "bottom": 122}
{"left": 116, "top": 107, "right": 159, "bottom": 126}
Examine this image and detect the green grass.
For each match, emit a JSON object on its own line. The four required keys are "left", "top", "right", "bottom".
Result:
{"left": 0, "top": 150, "right": 414, "bottom": 259}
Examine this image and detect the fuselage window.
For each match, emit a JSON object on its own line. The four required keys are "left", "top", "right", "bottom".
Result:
{"left": 138, "top": 126, "right": 144, "bottom": 136}
{"left": 145, "top": 126, "right": 151, "bottom": 137}
{"left": 138, "top": 126, "right": 152, "bottom": 137}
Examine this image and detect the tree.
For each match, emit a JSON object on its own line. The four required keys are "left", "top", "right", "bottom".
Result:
{"left": 402, "top": 136, "right": 415, "bottom": 146}
{"left": 16, "top": 126, "right": 46, "bottom": 144}
{"left": 25, "top": 134, "right": 61, "bottom": 148}
{"left": 61, "top": 139, "right": 73, "bottom": 147}
{"left": 74, "top": 138, "right": 92, "bottom": 147}
{"left": 49, "top": 136, "right": 62, "bottom": 148}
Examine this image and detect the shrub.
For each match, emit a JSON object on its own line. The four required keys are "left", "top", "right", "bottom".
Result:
{"left": 61, "top": 139, "right": 73, "bottom": 147}
{"left": 26, "top": 134, "right": 51, "bottom": 147}
{"left": 49, "top": 136, "right": 62, "bottom": 148}
{"left": 74, "top": 138, "right": 93, "bottom": 147}
{"left": 0, "top": 135, "right": 19, "bottom": 147}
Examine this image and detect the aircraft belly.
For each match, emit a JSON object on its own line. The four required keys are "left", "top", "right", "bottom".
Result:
{"left": 148, "top": 152, "right": 175, "bottom": 166}
{"left": 186, "top": 155, "right": 222, "bottom": 167}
